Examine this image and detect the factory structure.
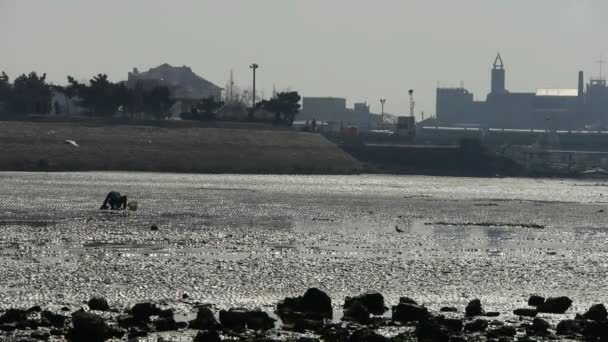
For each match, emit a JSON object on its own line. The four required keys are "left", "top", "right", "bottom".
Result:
{"left": 436, "top": 54, "right": 608, "bottom": 130}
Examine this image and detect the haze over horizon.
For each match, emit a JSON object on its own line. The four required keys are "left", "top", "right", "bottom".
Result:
{"left": 1, "top": 0, "right": 606, "bottom": 118}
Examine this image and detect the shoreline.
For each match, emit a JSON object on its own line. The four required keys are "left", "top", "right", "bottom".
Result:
{"left": 0, "top": 289, "right": 602, "bottom": 341}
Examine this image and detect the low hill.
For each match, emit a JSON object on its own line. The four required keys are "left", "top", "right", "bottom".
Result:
{"left": 0, "top": 121, "right": 361, "bottom": 174}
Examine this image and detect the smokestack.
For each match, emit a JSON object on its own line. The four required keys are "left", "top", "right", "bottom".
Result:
{"left": 577, "top": 71, "right": 584, "bottom": 116}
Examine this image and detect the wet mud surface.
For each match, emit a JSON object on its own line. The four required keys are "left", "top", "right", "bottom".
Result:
{"left": 1, "top": 172, "right": 608, "bottom": 339}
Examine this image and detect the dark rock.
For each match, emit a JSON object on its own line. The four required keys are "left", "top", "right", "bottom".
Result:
{"left": 527, "top": 295, "right": 545, "bottom": 307}
{"left": 344, "top": 292, "right": 386, "bottom": 315}
{"left": 106, "top": 326, "right": 126, "bottom": 339}
{"left": 465, "top": 319, "right": 488, "bottom": 332}
{"left": 439, "top": 317, "right": 463, "bottom": 332}
{"left": 219, "top": 309, "right": 275, "bottom": 331}
{"left": 582, "top": 320, "right": 608, "bottom": 340}
{"left": 151, "top": 225, "right": 159, "bottom": 231}
{"left": 529, "top": 318, "right": 550, "bottom": 336}
{"left": 0, "top": 323, "right": 17, "bottom": 332}
{"left": 465, "top": 299, "right": 483, "bottom": 317}
{"left": 415, "top": 318, "right": 450, "bottom": 342}
{"left": 0, "top": 309, "right": 27, "bottom": 324}
{"left": 61, "top": 307, "right": 71, "bottom": 312}
{"left": 41, "top": 310, "right": 67, "bottom": 327}
{"left": 182, "top": 293, "right": 189, "bottom": 299}
{"left": 189, "top": 307, "right": 220, "bottom": 330}
{"left": 27, "top": 305, "right": 42, "bottom": 313}
{"left": 130, "top": 302, "right": 163, "bottom": 322}
{"left": 31, "top": 330, "right": 50, "bottom": 340}
{"left": 486, "top": 325, "right": 516, "bottom": 338}
{"left": 556, "top": 319, "right": 583, "bottom": 335}
{"left": 296, "top": 338, "right": 320, "bottom": 342}
{"left": 154, "top": 316, "right": 186, "bottom": 331}
{"left": 159, "top": 308, "right": 174, "bottom": 319}
{"left": 276, "top": 288, "right": 332, "bottom": 321}
{"left": 193, "top": 330, "right": 221, "bottom": 342}
{"left": 244, "top": 310, "right": 276, "bottom": 331}
{"left": 348, "top": 329, "right": 390, "bottom": 342}
{"left": 537, "top": 296, "right": 572, "bottom": 314}
{"left": 440, "top": 307, "right": 458, "bottom": 313}
{"left": 583, "top": 303, "right": 608, "bottom": 321}
{"left": 127, "top": 327, "right": 149, "bottom": 339}
{"left": 117, "top": 315, "right": 136, "bottom": 328}
{"left": 319, "top": 323, "right": 350, "bottom": 341}
{"left": 50, "top": 328, "right": 66, "bottom": 336}
{"left": 398, "top": 297, "right": 418, "bottom": 305}
{"left": 343, "top": 300, "right": 370, "bottom": 324}
{"left": 513, "top": 308, "right": 538, "bottom": 317}
{"left": 69, "top": 311, "right": 108, "bottom": 342}
{"left": 485, "top": 312, "right": 500, "bottom": 317}
{"left": 292, "top": 318, "right": 324, "bottom": 333}
{"left": 87, "top": 297, "right": 110, "bottom": 312}
{"left": 391, "top": 303, "right": 430, "bottom": 322}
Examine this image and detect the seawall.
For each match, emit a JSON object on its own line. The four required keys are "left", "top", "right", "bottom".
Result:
{"left": 0, "top": 121, "right": 362, "bottom": 174}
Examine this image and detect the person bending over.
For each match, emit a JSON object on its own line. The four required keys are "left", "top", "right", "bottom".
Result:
{"left": 100, "top": 191, "right": 127, "bottom": 210}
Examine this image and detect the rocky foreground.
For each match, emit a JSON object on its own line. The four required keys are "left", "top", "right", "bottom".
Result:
{"left": 0, "top": 288, "right": 607, "bottom": 341}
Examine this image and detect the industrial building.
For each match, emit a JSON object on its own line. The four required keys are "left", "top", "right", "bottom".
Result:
{"left": 298, "top": 97, "right": 392, "bottom": 131}
{"left": 436, "top": 54, "right": 608, "bottom": 130}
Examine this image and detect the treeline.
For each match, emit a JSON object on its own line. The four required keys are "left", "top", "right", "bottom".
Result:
{"left": 0, "top": 70, "right": 301, "bottom": 125}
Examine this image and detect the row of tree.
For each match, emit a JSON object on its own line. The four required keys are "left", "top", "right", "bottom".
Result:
{"left": 0, "top": 71, "right": 301, "bottom": 125}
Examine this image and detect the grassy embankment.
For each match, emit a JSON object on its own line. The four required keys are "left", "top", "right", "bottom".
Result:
{"left": 0, "top": 121, "right": 361, "bottom": 174}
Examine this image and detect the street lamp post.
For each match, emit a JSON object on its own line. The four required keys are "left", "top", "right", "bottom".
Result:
{"left": 250, "top": 63, "right": 259, "bottom": 111}
{"left": 380, "top": 99, "right": 386, "bottom": 130}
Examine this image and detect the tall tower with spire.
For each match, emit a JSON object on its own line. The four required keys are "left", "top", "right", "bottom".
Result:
{"left": 491, "top": 53, "right": 506, "bottom": 95}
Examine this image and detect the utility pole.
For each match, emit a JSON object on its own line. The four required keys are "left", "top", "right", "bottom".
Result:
{"left": 408, "top": 89, "right": 415, "bottom": 118}
{"left": 380, "top": 99, "right": 386, "bottom": 130}
{"left": 250, "top": 64, "right": 259, "bottom": 110}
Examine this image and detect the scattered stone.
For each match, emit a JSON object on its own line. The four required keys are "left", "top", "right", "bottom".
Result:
{"left": 529, "top": 317, "right": 550, "bottom": 336}
{"left": 556, "top": 319, "right": 583, "bottom": 335}
{"left": 31, "top": 330, "right": 50, "bottom": 340}
{"left": 537, "top": 296, "right": 573, "bottom": 314}
{"left": 69, "top": 311, "right": 108, "bottom": 342}
{"left": 0, "top": 309, "right": 27, "bottom": 324}
{"left": 130, "top": 302, "right": 163, "bottom": 323}
{"left": 486, "top": 325, "right": 516, "bottom": 338}
{"left": 87, "top": 297, "right": 110, "bottom": 312}
{"left": 415, "top": 318, "right": 450, "bottom": 342}
{"left": 527, "top": 295, "right": 545, "bottom": 307}
{"left": 151, "top": 225, "right": 159, "bottom": 231}
{"left": 27, "top": 305, "right": 42, "bottom": 313}
{"left": 276, "top": 288, "right": 332, "bottom": 321}
{"left": 583, "top": 304, "right": 608, "bottom": 321}
{"left": 219, "top": 308, "right": 275, "bottom": 331}
{"left": 485, "top": 311, "right": 500, "bottom": 317}
{"left": 61, "top": 307, "right": 71, "bottom": 312}
{"left": 41, "top": 310, "right": 67, "bottom": 327}
{"left": 465, "top": 299, "right": 484, "bottom": 317}
{"left": 154, "top": 316, "right": 187, "bottom": 331}
{"left": 437, "top": 316, "right": 463, "bottom": 332}
{"left": 182, "top": 293, "right": 189, "bottom": 299}
{"left": 513, "top": 308, "right": 538, "bottom": 317}
{"left": 398, "top": 297, "right": 418, "bottom": 305}
{"left": 193, "top": 330, "right": 221, "bottom": 342}
{"left": 440, "top": 307, "right": 458, "bottom": 313}
{"left": 116, "top": 315, "right": 136, "bottom": 329}
{"left": 342, "top": 300, "right": 370, "bottom": 324}
{"left": 465, "top": 319, "right": 488, "bottom": 332}
{"left": 189, "top": 306, "right": 220, "bottom": 330}
{"left": 391, "top": 303, "right": 430, "bottom": 322}
{"left": 348, "top": 328, "right": 390, "bottom": 342}
{"left": 344, "top": 292, "right": 387, "bottom": 315}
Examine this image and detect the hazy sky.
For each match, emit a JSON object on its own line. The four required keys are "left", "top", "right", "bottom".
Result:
{"left": 1, "top": 0, "right": 606, "bottom": 117}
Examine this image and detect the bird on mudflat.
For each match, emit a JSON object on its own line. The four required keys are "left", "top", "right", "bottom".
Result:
{"left": 395, "top": 225, "right": 405, "bottom": 233}
{"left": 64, "top": 140, "right": 79, "bottom": 147}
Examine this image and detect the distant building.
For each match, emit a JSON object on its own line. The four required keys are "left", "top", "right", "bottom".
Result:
{"left": 126, "top": 64, "right": 222, "bottom": 116}
{"left": 436, "top": 54, "right": 608, "bottom": 130}
{"left": 299, "top": 97, "right": 388, "bottom": 131}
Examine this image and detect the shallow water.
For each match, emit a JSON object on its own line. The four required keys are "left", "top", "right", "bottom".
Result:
{"left": 0, "top": 172, "right": 607, "bottom": 317}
